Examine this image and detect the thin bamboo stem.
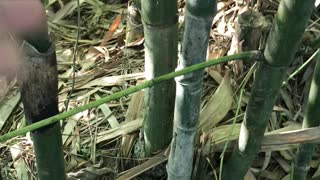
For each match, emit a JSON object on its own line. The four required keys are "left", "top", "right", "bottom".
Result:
{"left": 0, "top": 51, "right": 259, "bottom": 143}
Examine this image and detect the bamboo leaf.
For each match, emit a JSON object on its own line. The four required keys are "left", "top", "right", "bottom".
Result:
{"left": 199, "top": 71, "right": 233, "bottom": 131}
{"left": 212, "top": 122, "right": 302, "bottom": 152}
{"left": 120, "top": 91, "right": 144, "bottom": 157}
{"left": 10, "top": 144, "right": 29, "bottom": 180}
{"left": 76, "top": 88, "right": 100, "bottom": 101}
{"left": 52, "top": 0, "right": 87, "bottom": 23}
{"left": 81, "top": 118, "right": 143, "bottom": 145}
{"left": 79, "top": 72, "right": 144, "bottom": 88}
{"left": 209, "top": 123, "right": 241, "bottom": 145}
{"left": 62, "top": 117, "right": 77, "bottom": 146}
{"left": 95, "top": 94, "right": 120, "bottom": 128}
{"left": 100, "top": 13, "right": 122, "bottom": 46}
{"left": 244, "top": 171, "right": 256, "bottom": 180}
{"left": 0, "top": 92, "right": 20, "bottom": 130}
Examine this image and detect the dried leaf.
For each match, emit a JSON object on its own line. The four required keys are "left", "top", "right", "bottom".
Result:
{"left": 76, "top": 88, "right": 100, "bottom": 101}
{"left": 62, "top": 117, "right": 78, "bottom": 146}
{"left": 100, "top": 13, "right": 122, "bottom": 46}
{"left": 199, "top": 71, "right": 233, "bottom": 131}
{"left": 209, "top": 123, "right": 241, "bottom": 145}
{"left": 82, "top": 118, "right": 143, "bottom": 145}
{"left": 244, "top": 170, "right": 256, "bottom": 180}
{"left": 120, "top": 91, "right": 144, "bottom": 157}
{"left": 0, "top": 92, "right": 20, "bottom": 130}
{"left": 10, "top": 144, "right": 30, "bottom": 180}
{"left": 79, "top": 72, "right": 144, "bottom": 89}
{"left": 95, "top": 94, "right": 120, "bottom": 128}
{"left": 116, "top": 150, "right": 167, "bottom": 180}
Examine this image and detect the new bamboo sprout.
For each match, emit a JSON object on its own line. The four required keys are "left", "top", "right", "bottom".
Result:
{"left": 222, "top": 1, "right": 315, "bottom": 179}
{"left": 167, "top": 0, "right": 216, "bottom": 179}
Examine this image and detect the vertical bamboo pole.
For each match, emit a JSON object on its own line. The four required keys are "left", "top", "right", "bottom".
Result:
{"left": 18, "top": 2, "right": 65, "bottom": 179}
{"left": 20, "top": 41, "right": 65, "bottom": 180}
{"left": 141, "top": 0, "right": 178, "bottom": 155}
{"left": 293, "top": 51, "right": 320, "bottom": 180}
{"left": 167, "top": 1, "right": 216, "bottom": 179}
{"left": 222, "top": 1, "right": 315, "bottom": 179}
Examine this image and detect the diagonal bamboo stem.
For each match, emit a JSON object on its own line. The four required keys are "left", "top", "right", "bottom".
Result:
{"left": 0, "top": 51, "right": 259, "bottom": 143}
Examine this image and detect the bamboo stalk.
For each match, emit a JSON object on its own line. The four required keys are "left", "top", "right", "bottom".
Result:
{"left": 19, "top": 41, "right": 65, "bottom": 180}
{"left": 293, "top": 51, "right": 320, "bottom": 180}
{"left": 141, "top": 0, "right": 178, "bottom": 155}
{"left": 166, "top": 0, "right": 216, "bottom": 179}
{"left": 17, "top": 2, "right": 65, "bottom": 178}
{"left": 0, "top": 51, "right": 258, "bottom": 143}
{"left": 222, "top": 1, "right": 315, "bottom": 179}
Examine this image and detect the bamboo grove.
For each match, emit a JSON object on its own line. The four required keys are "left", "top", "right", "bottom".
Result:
{"left": 0, "top": 0, "right": 318, "bottom": 179}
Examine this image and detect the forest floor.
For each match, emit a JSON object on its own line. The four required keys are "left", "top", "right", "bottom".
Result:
{"left": 0, "top": 0, "right": 319, "bottom": 179}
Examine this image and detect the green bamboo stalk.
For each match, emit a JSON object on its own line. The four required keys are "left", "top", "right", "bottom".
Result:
{"left": 166, "top": 1, "right": 216, "bottom": 179}
{"left": 141, "top": 0, "right": 178, "bottom": 155}
{"left": 222, "top": 1, "right": 315, "bottom": 179}
{"left": 0, "top": 51, "right": 258, "bottom": 143}
{"left": 293, "top": 51, "right": 320, "bottom": 180}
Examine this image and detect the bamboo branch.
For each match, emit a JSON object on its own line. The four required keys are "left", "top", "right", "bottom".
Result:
{"left": 0, "top": 51, "right": 259, "bottom": 142}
